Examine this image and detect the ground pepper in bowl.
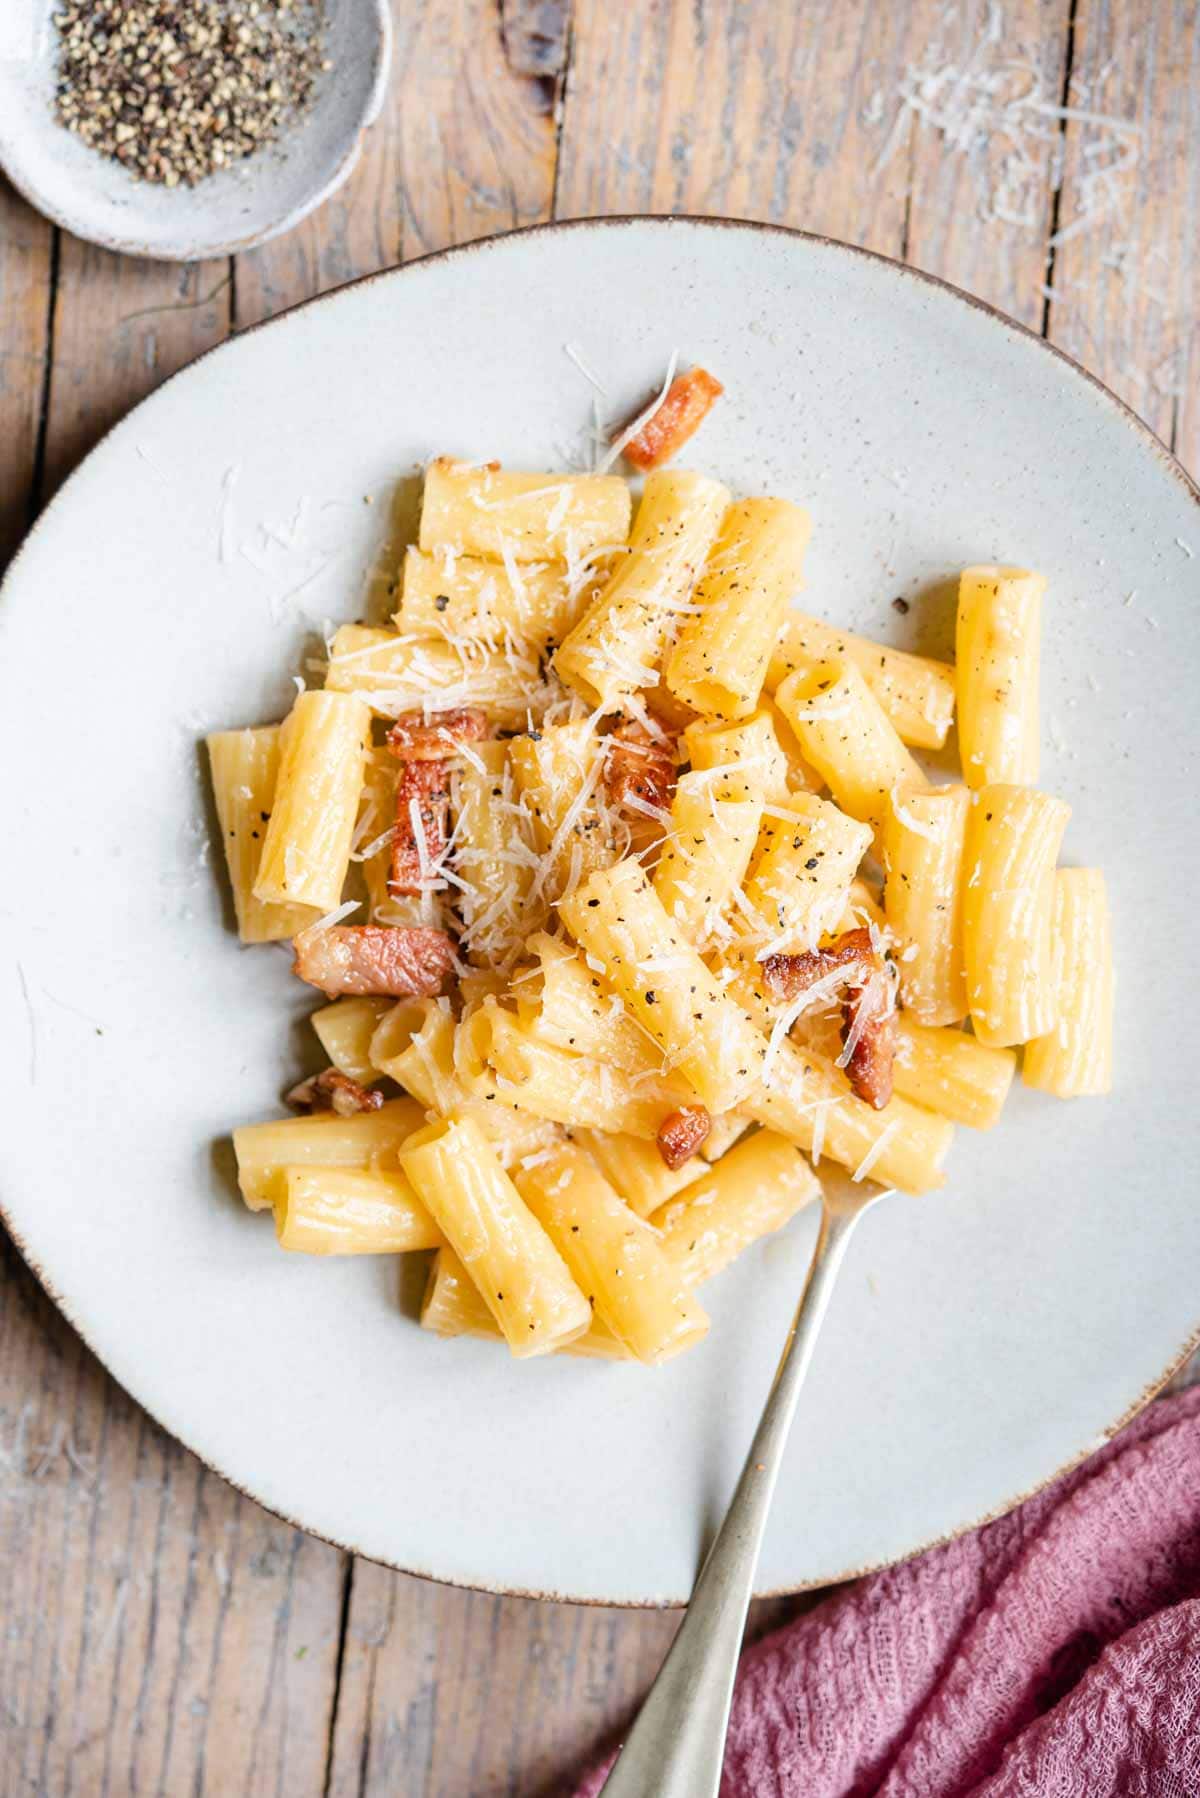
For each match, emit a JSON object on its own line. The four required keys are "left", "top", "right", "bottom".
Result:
{"left": 53, "top": 0, "right": 329, "bottom": 188}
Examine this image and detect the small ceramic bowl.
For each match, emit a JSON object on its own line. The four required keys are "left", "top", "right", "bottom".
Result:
{"left": 0, "top": 0, "right": 391, "bottom": 261}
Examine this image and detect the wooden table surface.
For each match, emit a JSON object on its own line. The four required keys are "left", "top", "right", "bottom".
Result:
{"left": 1, "top": 2, "right": 1197, "bottom": 1792}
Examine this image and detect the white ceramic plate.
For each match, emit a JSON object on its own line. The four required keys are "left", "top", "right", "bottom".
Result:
{"left": 2, "top": 219, "right": 1197, "bottom": 1605}
{"left": 0, "top": 0, "right": 390, "bottom": 260}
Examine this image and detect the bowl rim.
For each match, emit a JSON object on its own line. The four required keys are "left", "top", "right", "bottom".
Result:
{"left": 0, "top": 0, "right": 393, "bottom": 261}
{"left": 2, "top": 213, "right": 1198, "bottom": 1606}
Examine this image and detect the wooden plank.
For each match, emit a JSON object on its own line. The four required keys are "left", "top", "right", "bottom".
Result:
{"left": 900, "top": 0, "right": 1072, "bottom": 329}
{"left": 2, "top": 123, "right": 345, "bottom": 1798}
{"left": 1048, "top": 0, "right": 1200, "bottom": 476}
{"left": 325, "top": 1562, "right": 810, "bottom": 1797}
{"left": 0, "top": 181, "right": 53, "bottom": 570}
{"left": 0, "top": 1231, "right": 346, "bottom": 1798}
{"left": 235, "top": 0, "right": 565, "bottom": 330}
{"left": 556, "top": 0, "right": 915, "bottom": 252}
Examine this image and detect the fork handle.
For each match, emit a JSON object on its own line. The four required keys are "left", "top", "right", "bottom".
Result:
{"left": 599, "top": 1201, "right": 864, "bottom": 1798}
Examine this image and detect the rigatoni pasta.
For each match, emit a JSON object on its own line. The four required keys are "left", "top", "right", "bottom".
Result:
{"left": 397, "top": 546, "right": 579, "bottom": 646}
{"left": 956, "top": 567, "right": 1044, "bottom": 788}
{"left": 253, "top": 690, "right": 371, "bottom": 911}
{"left": 213, "top": 423, "right": 1111, "bottom": 1371}
{"left": 418, "top": 457, "right": 631, "bottom": 562}
{"left": 206, "top": 725, "right": 321, "bottom": 941}
{"left": 743, "top": 795, "right": 873, "bottom": 952}
{"left": 575, "top": 1127, "right": 705, "bottom": 1218}
{"left": 559, "top": 858, "right": 766, "bottom": 1114}
{"left": 892, "top": 1018, "right": 1016, "bottom": 1130}
{"left": 515, "top": 1142, "right": 709, "bottom": 1363}
{"left": 652, "top": 1130, "right": 820, "bottom": 1283}
{"left": 233, "top": 1097, "right": 425, "bottom": 1211}
{"left": 274, "top": 1167, "right": 443, "bottom": 1255}
{"left": 311, "top": 996, "right": 392, "bottom": 1084}
{"left": 962, "top": 784, "right": 1070, "bottom": 1046}
{"left": 399, "top": 1114, "right": 591, "bottom": 1356}
{"left": 882, "top": 784, "right": 970, "bottom": 1026}
{"left": 1024, "top": 870, "right": 1113, "bottom": 1097}
{"left": 774, "top": 658, "right": 928, "bottom": 832}
{"left": 555, "top": 470, "right": 729, "bottom": 708}
{"left": 666, "top": 497, "right": 811, "bottom": 718}
{"left": 652, "top": 774, "right": 764, "bottom": 946}
{"left": 766, "top": 612, "right": 956, "bottom": 750}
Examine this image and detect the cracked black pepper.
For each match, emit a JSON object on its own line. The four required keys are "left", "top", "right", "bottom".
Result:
{"left": 53, "top": 0, "right": 329, "bottom": 188}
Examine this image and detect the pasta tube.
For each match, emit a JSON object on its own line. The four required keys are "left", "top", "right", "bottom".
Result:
{"left": 555, "top": 470, "right": 729, "bottom": 709}
{"left": 421, "top": 1248, "right": 627, "bottom": 1359}
{"left": 355, "top": 750, "right": 399, "bottom": 921}
{"left": 963, "top": 784, "right": 1070, "bottom": 1046}
{"left": 370, "top": 997, "right": 558, "bottom": 1164}
{"left": 418, "top": 458, "right": 631, "bottom": 562}
{"left": 516, "top": 1142, "right": 709, "bottom": 1363}
{"left": 746, "top": 1038, "right": 953, "bottom": 1193}
{"left": 651, "top": 1129, "right": 820, "bottom": 1283}
{"left": 468, "top": 1003, "right": 695, "bottom": 1136}
{"left": 882, "top": 784, "right": 970, "bottom": 1026}
{"left": 575, "top": 1127, "right": 704, "bottom": 1218}
{"left": 508, "top": 722, "right": 620, "bottom": 901}
{"left": 682, "top": 709, "right": 791, "bottom": 802}
{"left": 310, "top": 996, "right": 391, "bottom": 1084}
{"left": 1024, "top": 869, "right": 1113, "bottom": 1096}
{"left": 396, "top": 546, "right": 581, "bottom": 646}
{"left": 560, "top": 859, "right": 766, "bottom": 1113}
{"left": 233, "top": 1097, "right": 425, "bottom": 1211}
{"left": 892, "top": 1018, "right": 1016, "bottom": 1129}
{"left": 774, "top": 659, "right": 928, "bottom": 832}
{"left": 766, "top": 612, "right": 955, "bottom": 750}
{"left": 666, "top": 498, "right": 812, "bottom": 718}
{"left": 399, "top": 1115, "right": 591, "bottom": 1357}
{"left": 956, "top": 566, "right": 1044, "bottom": 788}
{"left": 652, "top": 774, "right": 765, "bottom": 945}
{"left": 453, "top": 741, "right": 537, "bottom": 963}
{"left": 274, "top": 1167, "right": 443, "bottom": 1254}
{"left": 699, "top": 1112, "right": 752, "bottom": 1161}
{"left": 252, "top": 691, "right": 371, "bottom": 912}
{"left": 206, "top": 725, "right": 321, "bottom": 942}
{"left": 515, "top": 934, "right": 669, "bottom": 1076}
{"left": 744, "top": 795, "right": 872, "bottom": 951}
{"left": 325, "top": 625, "right": 533, "bottom": 727}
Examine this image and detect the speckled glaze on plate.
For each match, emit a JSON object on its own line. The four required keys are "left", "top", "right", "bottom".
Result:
{"left": 1, "top": 218, "right": 1197, "bottom": 1605}
{"left": 0, "top": 0, "right": 390, "bottom": 261}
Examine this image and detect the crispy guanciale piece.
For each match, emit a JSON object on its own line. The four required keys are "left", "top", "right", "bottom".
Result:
{"left": 656, "top": 1104, "right": 712, "bottom": 1170}
{"left": 385, "top": 707, "right": 489, "bottom": 761}
{"left": 293, "top": 925, "right": 454, "bottom": 999}
{"left": 619, "top": 368, "right": 724, "bottom": 471}
{"left": 389, "top": 759, "right": 451, "bottom": 895}
{"left": 603, "top": 720, "right": 677, "bottom": 815}
{"left": 285, "top": 1068, "right": 384, "bottom": 1117}
{"left": 762, "top": 926, "right": 898, "bottom": 1110}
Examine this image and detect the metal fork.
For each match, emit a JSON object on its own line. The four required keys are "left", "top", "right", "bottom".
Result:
{"left": 599, "top": 1173, "right": 891, "bottom": 1798}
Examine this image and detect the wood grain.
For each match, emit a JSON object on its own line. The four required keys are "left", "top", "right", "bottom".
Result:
{"left": 0, "top": 1232, "right": 345, "bottom": 1798}
{"left": 235, "top": 0, "right": 561, "bottom": 329}
{"left": 557, "top": 0, "right": 915, "bottom": 251}
{"left": 0, "top": 180, "right": 53, "bottom": 570}
{"left": 1048, "top": 0, "right": 1200, "bottom": 475}
{"left": 902, "top": 0, "right": 1072, "bottom": 329}
{"left": 325, "top": 1563, "right": 809, "bottom": 1798}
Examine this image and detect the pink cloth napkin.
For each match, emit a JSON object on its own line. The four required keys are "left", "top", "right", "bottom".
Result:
{"left": 577, "top": 1385, "right": 1200, "bottom": 1797}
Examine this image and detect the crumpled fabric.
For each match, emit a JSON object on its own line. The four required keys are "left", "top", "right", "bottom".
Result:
{"left": 576, "top": 1385, "right": 1200, "bottom": 1797}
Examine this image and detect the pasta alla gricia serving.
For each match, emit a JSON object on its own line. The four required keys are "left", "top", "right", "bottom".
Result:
{"left": 209, "top": 381, "right": 1113, "bottom": 1365}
